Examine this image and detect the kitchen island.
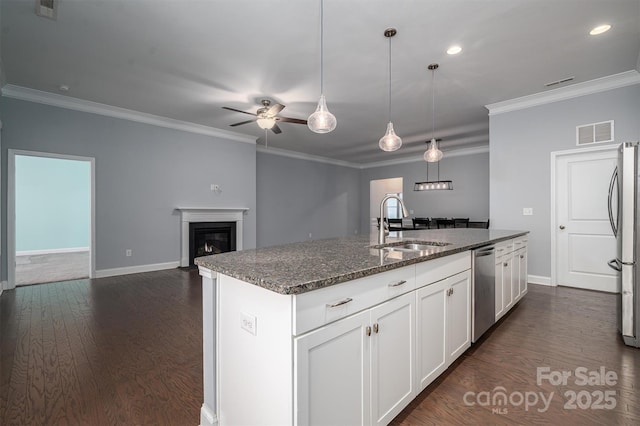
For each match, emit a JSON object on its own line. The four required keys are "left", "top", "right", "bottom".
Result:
{"left": 195, "top": 228, "right": 528, "bottom": 426}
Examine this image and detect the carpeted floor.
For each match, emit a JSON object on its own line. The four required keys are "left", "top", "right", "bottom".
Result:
{"left": 15, "top": 251, "right": 90, "bottom": 285}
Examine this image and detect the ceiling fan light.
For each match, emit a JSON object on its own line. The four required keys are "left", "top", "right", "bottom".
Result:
{"left": 256, "top": 117, "right": 276, "bottom": 129}
{"left": 308, "top": 94, "right": 337, "bottom": 133}
{"left": 423, "top": 138, "right": 443, "bottom": 162}
{"left": 379, "top": 122, "right": 402, "bottom": 152}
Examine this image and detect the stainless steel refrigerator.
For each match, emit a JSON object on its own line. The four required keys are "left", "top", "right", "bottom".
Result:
{"left": 608, "top": 141, "right": 640, "bottom": 348}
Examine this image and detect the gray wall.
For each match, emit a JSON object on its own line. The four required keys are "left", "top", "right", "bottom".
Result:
{"left": 256, "top": 151, "right": 361, "bottom": 247}
{"left": 0, "top": 97, "right": 257, "bottom": 278}
{"left": 359, "top": 151, "right": 490, "bottom": 233}
{"left": 490, "top": 84, "right": 640, "bottom": 279}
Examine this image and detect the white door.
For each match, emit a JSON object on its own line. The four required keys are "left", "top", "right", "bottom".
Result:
{"left": 415, "top": 279, "right": 447, "bottom": 391}
{"left": 370, "top": 292, "right": 415, "bottom": 426}
{"left": 555, "top": 148, "right": 618, "bottom": 292}
{"left": 294, "top": 310, "right": 370, "bottom": 426}
{"left": 446, "top": 271, "right": 471, "bottom": 361}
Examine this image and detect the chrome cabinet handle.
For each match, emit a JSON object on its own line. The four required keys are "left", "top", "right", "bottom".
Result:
{"left": 503, "top": 262, "right": 509, "bottom": 267}
{"left": 388, "top": 280, "right": 407, "bottom": 287}
{"left": 366, "top": 326, "right": 372, "bottom": 337}
{"left": 326, "top": 298, "right": 353, "bottom": 308}
{"left": 559, "top": 225, "right": 565, "bottom": 230}
{"left": 373, "top": 323, "right": 379, "bottom": 334}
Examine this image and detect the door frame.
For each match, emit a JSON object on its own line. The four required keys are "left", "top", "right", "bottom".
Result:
{"left": 550, "top": 144, "right": 618, "bottom": 287}
{"left": 7, "top": 149, "right": 96, "bottom": 288}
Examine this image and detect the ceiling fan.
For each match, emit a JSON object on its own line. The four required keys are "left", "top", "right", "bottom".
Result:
{"left": 222, "top": 99, "right": 308, "bottom": 134}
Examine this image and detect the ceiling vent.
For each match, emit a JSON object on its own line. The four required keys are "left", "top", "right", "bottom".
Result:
{"left": 35, "top": 0, "right": 57, "bottom": 20}
{"left": 576, "top": 120, "right": 614, "bottom": 146}
{"left": 545, "top": 76, "right": 574, "bottom": 87}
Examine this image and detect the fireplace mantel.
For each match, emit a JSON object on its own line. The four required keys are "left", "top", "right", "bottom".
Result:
{"left": 177, "top": 207, "right": 248, "bottom": 267}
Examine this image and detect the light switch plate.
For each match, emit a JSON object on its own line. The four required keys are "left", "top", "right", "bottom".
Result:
{"left": 523, "top": 208, "right": 533, "bottom": 216}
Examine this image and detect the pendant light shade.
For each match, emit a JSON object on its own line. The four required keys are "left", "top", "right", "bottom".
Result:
{"left": 423, "top": 64, "right": 443, "bottom": 162}
{"left": 379, "top": 122, "right": 402, "bottom": 152}
{"left": 308, "top": 0, "right": 337, "bottom": 134}
{"left": 379, "top": 28, "right": 401, "bottom": 152}
{"left": 423, "top": 138, "right": 443, "bottom": 162}
{"left": 308, "top": 94, "right": 336, "bottom": 133}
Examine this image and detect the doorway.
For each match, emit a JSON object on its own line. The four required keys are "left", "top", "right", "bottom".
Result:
{"left": 8, "top": 150, "right": 95, "bottom": 288}
{"left": 370, "top": 177, "right": 403, "bottom": 230}
{"left": 551, "top": 145, "right": 618, "bottom": 292}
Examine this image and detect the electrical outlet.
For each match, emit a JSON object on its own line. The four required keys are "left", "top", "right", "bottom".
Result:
{"left": 125, "top": 249, "right": 132, "bottom": 257}
{"left": 241, "top": 312, "right": 257, "bottom": 335}
{"left": 210, "top": 184, "right": 222, "bottom": 193}
{"left": 523, "top": 208, "right": 533, "bottom": 216}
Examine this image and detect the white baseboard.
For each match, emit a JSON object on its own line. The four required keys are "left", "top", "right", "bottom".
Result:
{"left": 95, "top": 261, "right": 181, "bottom": 279}
{"left": 200, "top": 403, "right": 218, "bottom": 426}
{"left": 16, "top": 247, "right": 90, "bottom": 256}
{"left": 529, "top": 274, "right": 553, "bottom": 286}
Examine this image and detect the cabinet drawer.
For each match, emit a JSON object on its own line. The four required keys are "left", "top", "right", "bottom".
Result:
{"left": 415, "top": 251, "right": 470, "bottom": 288}
{"left": 293, "top": 266, "right": 416, "bottom": 336}
{"left": 513, "top": 236, "right": 528, "bottom": 249}
{"left": 495, "top": 240, "right": 514, "bottom": 256}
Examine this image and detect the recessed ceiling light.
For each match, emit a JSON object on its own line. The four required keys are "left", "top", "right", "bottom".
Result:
{"left": 59, "top": 85, "right": 70, "bottom": 92}
{"left": 447, "top": 45, "right": 462, "bottom": 55}
{"left": 590, "top": 24, "right": 611, "bottom": 35}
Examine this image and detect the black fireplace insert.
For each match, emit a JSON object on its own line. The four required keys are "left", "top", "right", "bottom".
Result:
{"left": 189, "top": 222, "right": 236, "bottom": 266}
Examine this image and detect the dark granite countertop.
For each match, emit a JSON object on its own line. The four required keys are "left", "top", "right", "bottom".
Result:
{"left": 195, "top": 228, "right": 528, "bottom": 295}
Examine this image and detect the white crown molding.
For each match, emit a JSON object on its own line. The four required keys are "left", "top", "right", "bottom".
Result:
{"left": 258, "top": 144, "right": 489, "bottom": 170}
{"left": 1, "top": 84, "right": 257, "bottom": 145}
{"left": 360, "top": 145, "right": 490, "bottom": 169}
{"left": 486, "top": 70, "right": 640, "bottom": 116}
{"left": 257, "top": 145, "right": 361, "bottom": 169}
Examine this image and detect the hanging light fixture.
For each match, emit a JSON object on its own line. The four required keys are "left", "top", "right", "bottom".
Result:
{"left": 379, "top": 28, "right": 402, "bottom": 152}
{"left": 308, "top": 0, "right": 337, "bottom": 134}
{"left": 423, "top": 64, "right": 443, "bottom": 162}
{"left": 415, "top": 63, "right": 452, "bottom": 191}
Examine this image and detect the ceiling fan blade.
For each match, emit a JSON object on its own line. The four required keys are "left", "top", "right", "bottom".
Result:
{"left": 222, "top": 106, "right": 257, "bottom": 116}
{"left": 271, "top": 123, "right": 283, "bottom": 134}
{"left": 229, "top": 119, "right": 256, "bottom": 127}
{"left": 277, "top": 116, "right": 308, "bottom": 125}
{"left": 266, "top": 103, "right": 285, "bottom": 116}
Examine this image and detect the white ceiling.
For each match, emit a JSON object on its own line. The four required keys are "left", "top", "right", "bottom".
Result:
{"left": 2, "top": 0, "right": 639, "bottom": 164}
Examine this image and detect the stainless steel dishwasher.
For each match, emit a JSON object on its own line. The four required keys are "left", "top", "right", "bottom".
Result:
{"left": 472, "top": 245, "right": 496, "bottom": 342}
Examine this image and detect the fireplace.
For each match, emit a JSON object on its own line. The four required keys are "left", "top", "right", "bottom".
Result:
{"left": 189, "top": 222, "right": 236, "bottom": 266}
{"left": 177, "top": 207, "right": 247, "bottom": 268}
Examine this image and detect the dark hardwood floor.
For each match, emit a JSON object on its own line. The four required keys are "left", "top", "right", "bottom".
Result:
{"left": 1, "top": 271, "right": 639, "bottom": 425}
{"left": 0, "top": 269, "right": 203, "bottom": 426}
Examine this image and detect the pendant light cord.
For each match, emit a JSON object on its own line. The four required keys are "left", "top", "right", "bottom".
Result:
{"left": 431, "top": 68, "right": 435, "bottom": 140}
{"left": 388, "top": 35, "right": 392, "bottom": 121}
{"left": 320, "top": 0, "right": 324, "bottom": 94}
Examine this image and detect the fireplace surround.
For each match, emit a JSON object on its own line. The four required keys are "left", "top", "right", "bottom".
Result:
{"left": 177, "top": 208, "right": 248, "bottom": 267}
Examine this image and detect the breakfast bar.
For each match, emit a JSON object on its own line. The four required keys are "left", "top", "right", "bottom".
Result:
{"left": 195, "top": 228, "right": 528, "bottom": 426}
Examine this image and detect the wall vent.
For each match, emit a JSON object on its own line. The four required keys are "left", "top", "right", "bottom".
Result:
{"left": 576, "top": 120, "right": 614, "bottom": 146}
{"left": 35, "top": 0, "right": 57, "bottom": 20}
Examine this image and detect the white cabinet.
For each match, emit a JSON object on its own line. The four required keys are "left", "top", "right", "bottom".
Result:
{"left": 495, "top": 237, "right": 528, "bottom": 321}
{"left": 295, "top": 292, "right": 415, "bottom": 426}
{"left": 416, "top": 270, "right": 471, "bottom": 391}
{"left": 294, "top": 310, "right": 371, "bottom": 426}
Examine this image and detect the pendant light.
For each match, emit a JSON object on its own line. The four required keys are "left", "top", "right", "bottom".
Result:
{"left": 379, "top": 28, "right": 402, "bottom": 152}
{"left": 308, "top": 0, "right": 337, "bottom": 133}
{"left": 415, "top": 63, "right": 452, "bottom": 191}
{"left": 423, "top": 64, "right": 443, "bottom": 162}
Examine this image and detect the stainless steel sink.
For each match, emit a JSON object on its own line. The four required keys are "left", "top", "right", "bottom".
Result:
{"left": 371, "top": 240, "right": 451, "bottom": 252}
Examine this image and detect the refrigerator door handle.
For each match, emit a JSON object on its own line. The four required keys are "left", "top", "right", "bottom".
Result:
{"left": 607, "top": 167, "right": 618, "bottom": 236}
{"left": 607, "top": 258, "right": 622, "bottom": 272}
